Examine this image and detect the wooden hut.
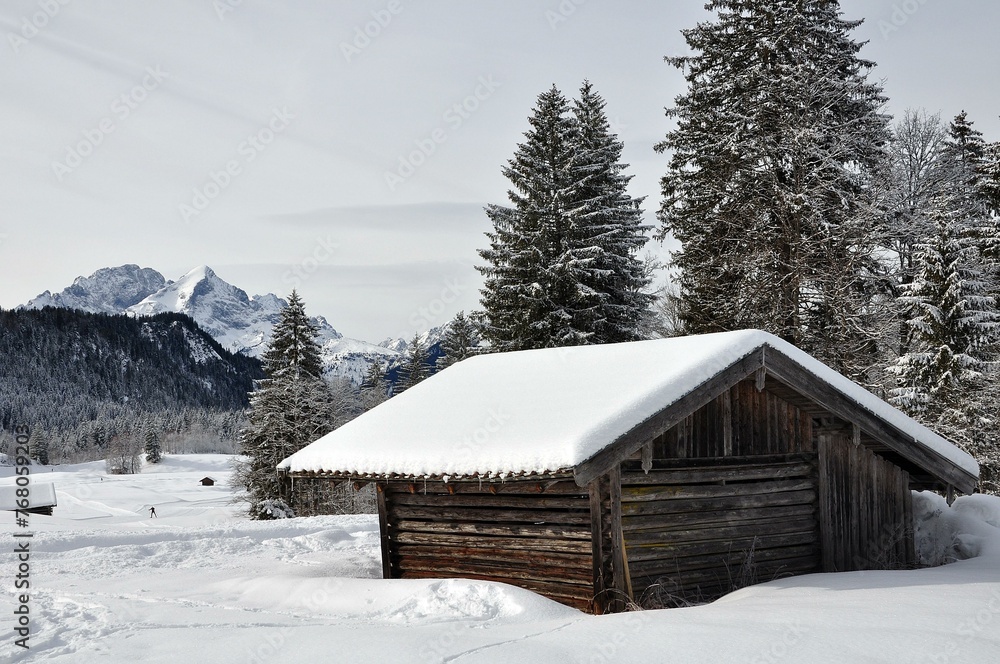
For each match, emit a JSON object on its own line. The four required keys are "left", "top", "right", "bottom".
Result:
{"left": 200, "top": 477, "right": 217, "bottom": 486}
{"left": 1, "top": 481, "right": 57, "bottom": 516}
{"left": 279, "top": 331, "right": 978, "bottom": 613}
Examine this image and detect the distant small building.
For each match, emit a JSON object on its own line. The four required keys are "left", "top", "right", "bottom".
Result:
{"left": 200, "top": 477, "right": 217, "bottom": 486}
{"left": 279, "top": 330, "right": 979, "bottom": 613}
{"left": 0, "top": 482, "right": 57, "bottom": 516}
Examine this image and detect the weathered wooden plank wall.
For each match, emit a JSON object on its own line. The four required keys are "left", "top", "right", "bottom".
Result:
{"left": 620, "top": 456, "right": 821, "bottom": 607}
{"left": 652, "top": 380, "right": 814, "bottom": 460}
{"left": 619, "top": 380, "right": 823, "bottom": 607}
{"left": 381, "top": 478, "right": 596, "bottom": 611}
{"left": 818, "top": 432, "right": 914, "bottom": 572}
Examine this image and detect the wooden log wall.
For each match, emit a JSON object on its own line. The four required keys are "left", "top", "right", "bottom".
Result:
{"left": 619, "top": 455, "right": 821, "bottom": 607}
{"left": 651, "top": 379, "right": 814, "bottom": 461}
{"left": 818, "top": 431, "right": 915, "bottom": 572}
{"left": 380, "top": 478, "right": 597, "bottom": 612}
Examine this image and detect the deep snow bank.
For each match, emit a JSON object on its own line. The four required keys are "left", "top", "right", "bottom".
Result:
{"left": 913, "top": 490, "right": 1000, "bottom": 565}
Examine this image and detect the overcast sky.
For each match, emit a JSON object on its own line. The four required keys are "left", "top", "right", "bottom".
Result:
{"left": 1, "top": 0, "right": 998, "bottom": 342}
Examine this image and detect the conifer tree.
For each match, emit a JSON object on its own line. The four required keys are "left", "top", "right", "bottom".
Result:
{"left": 981, "top": 139, "right": 1000, "bottom": 218}
{"left": 890, "top": 217, "right": 995, "bottom": 411}
{"left": 890, "top": 185, "right": 1000, "bottom": 473}
{"left": 30, "top": 427, "right": 49, "bottom": 466}
{"left": 359, "top": 359, "right": 389, "bottom": 410}
{"left": 655, "top": 0, "right": 891, "bottom": 380}
{"left": 943, "top": 111, "right": 988, "bottom": 186}
{"left": 478, "top": 85, "right": 581, "bottom": 351}
{"left": 144, "top": 425, "right": 162, "bottom": 464}
{"left": 570, "top": 82, "right": 655, "bottom": 343}
{"left": 477, "top": 83, "right": 651, "bottom": 351}
{"left": 437, "top": 311, "right": 481, "bottom": 369}
{"left": 236, "top": 291, "right": 333, "bottom": 519}
{"left": 396, "top": 334, "right": 430, "bottom": 392}
{"left": 940, "top": 112, "right": 998, "bottom": 259}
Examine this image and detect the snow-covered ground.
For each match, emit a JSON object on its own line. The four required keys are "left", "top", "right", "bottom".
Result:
{"left": 2, "top": 455, "right": 999, "bottom": 663}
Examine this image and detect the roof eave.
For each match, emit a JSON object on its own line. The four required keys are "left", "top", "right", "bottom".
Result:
{"left": 762, "top": 345, "right": 979, "bottom": 495}
{"left": 572, "top": 343, "right": 978, "bottom": 495}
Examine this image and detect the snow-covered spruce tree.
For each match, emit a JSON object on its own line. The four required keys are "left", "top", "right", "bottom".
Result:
{"left": 236, "top": 291, "right": 333, "bottom": 519}
{"left": 570, "top": 81, "right": 655, "bottom": 343}
{"left": 359, "top": 359, "right": 389, "bottom": 410}
{"left": 478, "top": 85, "right": 582, "bottom": 352}
{"left": 396, "top": 333, "right": 430, "bottom": 393}
{"left": 940, "top": 112, "right": 998, "bottom": 260}
{"left": 436, "top": 311, "right": 481, "bottom": 369}
{"left": 943, "top": 111, "right": 988, "bottom": 183}
{"left": 144, "top": 425, "right": 162, "bottom": 464}
{"left": 30, "top": 427, "right": 49, "bottom": 466}
{"left": 982, "top": 139, "right": 1000, "bottom": 218}
{"left": 889, "top": 195, "right": 999, "bottom": 477}
{"left": 656, "top": 0, "right": 891, "bottom": 381}
{"left": 477, "top": 83, "right": 651, "bottom": 351}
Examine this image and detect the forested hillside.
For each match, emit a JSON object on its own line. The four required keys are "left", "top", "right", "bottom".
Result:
{"left": 0, "top": 307, "right": 262, "bottom": 462}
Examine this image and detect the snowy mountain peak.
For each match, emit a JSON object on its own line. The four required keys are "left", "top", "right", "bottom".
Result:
{"left": 128, "top": 265, "right": 252, "bottom": 320}
{"left": 126, "top": 266, "right": 344, "bottom": 356}
{"left": 23, "top": 264, "right": 398, "bottom": 383}
{"left": 380, "top": 324, "right": 449, "bottom": 354}
{"left": 21, "top": 264, "right": 168, "bottom": 314}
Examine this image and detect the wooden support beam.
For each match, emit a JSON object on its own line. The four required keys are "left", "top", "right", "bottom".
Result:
{"left": 641, "top": 442, "right": 653, "bottom": 475}
{"left": 588, "top": 477, "right": 606, "bottom": 614}
{"left": 376, "top": 487, "right": 393, "bottom": 580}
{"left": 609, "top": 465, "right": 627, "bottom": 604}
{"left": 721, "top": 388, "right": 733, "bottom": 456}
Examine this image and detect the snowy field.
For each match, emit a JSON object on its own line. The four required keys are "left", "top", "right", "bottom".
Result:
{"left": 2, "top": 455, "right": 1000, "bottom": 663}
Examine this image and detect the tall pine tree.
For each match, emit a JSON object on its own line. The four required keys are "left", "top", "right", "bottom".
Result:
{"left": 655, "top": 0, "right": 891, "bottom": 380}
{"left": 436, "top": 311, "right": 481, "bottom": 369}
{"left": 144, "top": 425, "right": 162, "bottom": 464}
{"left": 889, "top": 204, "right": 999, "bottom": 454}
{"left": 981, "top": 138, "right": 1000, "bottom": 218}
{"left": 478, "top": 83, "right": 651, "bottom": 352}
{"left": 30, "top": 427, "right": 49, "bottom": 466}
{"left": 940, "top": 112, "right": 998, "bottom": 260}
{"left": 478, "top": 86, "right": 581, "bottom": 351}
{"left": 236, "top": 291, "right": 333, "bottom": 519}
{"left": 570, "top": 81, "right": 655, "bottom": 343}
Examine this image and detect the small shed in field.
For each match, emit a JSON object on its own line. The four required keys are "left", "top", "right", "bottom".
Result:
{"left": 279, "top": 330, "right": 978, "bottom": 613}
{"left": 200, "top": 477, "right": 217, "bottom": 486}
{"left": 0, "top": 482, "right": 57, "bottom": 516}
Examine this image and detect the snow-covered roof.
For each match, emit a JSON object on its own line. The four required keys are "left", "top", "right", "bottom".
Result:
{"left": 0, "top": 481, "right": 57, "bottom": 510}
{"left": 279, "top": 330, "right": 979, "bottom": 485}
